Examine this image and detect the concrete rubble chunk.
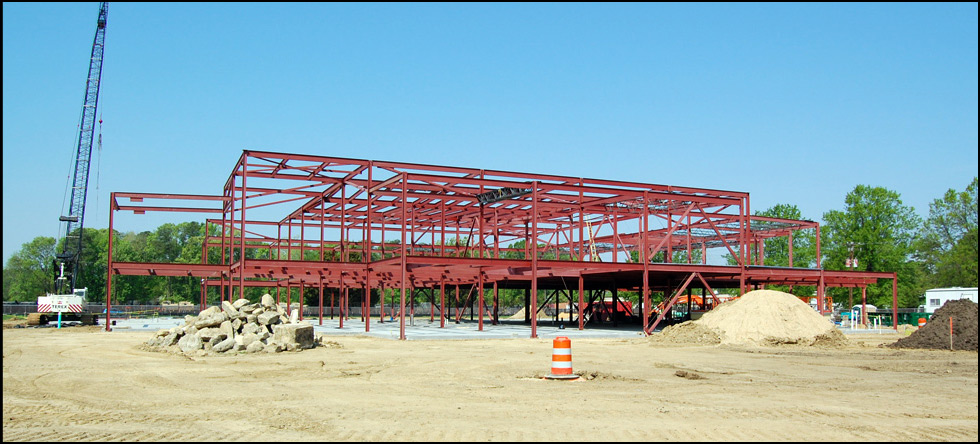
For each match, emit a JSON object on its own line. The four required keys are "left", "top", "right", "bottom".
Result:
{"left": 212, "top": 337, "right": 236, "bottom": 353}
{"left": 200, "top": 306, "right": 219, "bottom": 318}
{"left": 198, "top": 327, "right": 220, "bottom": 342}
{"left": 242, "top": 322, "right": 260, "bottom": 335}
{"left": 257, "top": 311, "right": 281, "bottom": 325}
{"left": 241, "top": 332, "right": 259, "bottom": 347}
{"left": 178, "top": 333, "right": 203, "bottom": 353}
{"left": 245, "top": 341, "right": 264, "bottom": 353}
{"left": 232, "top": 298, "right": 250, "bottom": 309}
{"left": 273, "top": 323, "right": 315, "bottom": 350}
{"left": 221, "top": 300, "right": 238, "bottom": 316}
{"left": 219, "top": 320, "right": 234, "bottom": 339}
{"left": 211, "top": 333, "right": 228, "bottom": 345}
{"left": 194, "top": 311, "right": 228, "bottom": 329}
{"left": 261, "top": 294, "right": 275, "bottom": 308}
{"left": 289, "top": 309, "right": 299, "bottom": 324}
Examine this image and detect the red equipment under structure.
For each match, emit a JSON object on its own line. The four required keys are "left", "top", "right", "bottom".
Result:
{"left": 104, "top": 151, "right": 899, "bottom": 337}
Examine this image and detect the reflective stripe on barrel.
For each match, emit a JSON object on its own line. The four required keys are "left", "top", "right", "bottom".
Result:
{"left": 551, "top": 336, "right": 573, "bottom": 375}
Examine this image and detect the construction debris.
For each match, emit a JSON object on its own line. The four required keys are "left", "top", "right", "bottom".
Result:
{"left": 143, "top": 295, "right": 321, "bottom": 355}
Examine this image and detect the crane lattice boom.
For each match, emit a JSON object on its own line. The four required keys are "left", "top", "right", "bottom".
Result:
{"left": 57, "top": 2, "right": 107, "bottom": 294}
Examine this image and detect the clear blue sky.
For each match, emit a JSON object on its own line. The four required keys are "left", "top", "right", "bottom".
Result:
{"left": 3, "top": 2, "right": 978, "bottom": 264}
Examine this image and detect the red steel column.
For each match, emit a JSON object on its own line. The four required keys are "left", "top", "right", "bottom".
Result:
{"left": 478, "top": 270, "right": 485, "bottom": 331}
{"left": 493, "top": 281, "right": 499, "bottom": 325}
{"left": 239, "top": 158, "right": 247, "bottom": 300}
{"left": 788, "top": 231, "right": 794, "bottom": 267}
{"left": 365, "top": 164, "right": 372, "bottom": 333}
{"left": 531, "top": 181, "right": 539, "bottom": 339}
{"left": 642, "top": 191, "right": 650, "bottom": 334}
{"left": 861, "top": 286, "right": 868, "bottom": 326}
{"left": 318, "top": 275, "right": 323, "bottom": 326}
{"left": 339, "top": 273, "right": 345, "bottom": 329}
{"left": 400, "top": 174, "right": 408, "bottom": 340}
{"left": 815, "top": 225, "right": 822, "bottom": 269}
{"left": 892, "top": 273, "right": 898, "bottom": 331}
{"left": 440, "top": 280, "right": 446, "bottom": 328}
{"left": 105, "top": 194, "right": 114, "bottom": 332}
{"left": 578, "top": 274, "right": 584, "bottom": 330}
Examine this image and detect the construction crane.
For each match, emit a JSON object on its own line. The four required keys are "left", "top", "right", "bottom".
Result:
{"left": 55, "top": 2, "right": 108, "bottom": 295}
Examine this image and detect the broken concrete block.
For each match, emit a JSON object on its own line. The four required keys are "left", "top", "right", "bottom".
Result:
{"left": 178, "top": 333, "right": 203, "bottom": 353}
{"left": 212, "top": 336, "right": 236, "bottom": 353}
{"left": 272, "top": 323, "right": 315, "bottom": 350}
{"left": 197, "top": 327, "right": 220, "bottom": 342}
{"left": 232, "top": 298, "right": 250, "bottom": 309}
{"left": 221, "top": 300, "right": 239, "bottom": 317}
{"left": 211, "top": 333, "right": 228, "bottom": 345}
{"left": 219, "top": 320, "right": 234, "bottom": 339}
{"left": 261, "top": 294, "right": 275, "bottom": 308}
{"left": 257, "top": 311, "right": 281, "bottom": 325}
{"left": 289, "top": 309, "right": 299, "bottom": 324}
{"left": 194, "top": 311, "right": 228, "bottom": 329}
{"left": 200, "top": 306, "right": 220, "bottom": 318}
{"left": 241, "top": 332, "right": 259, "bottom": 347}
{"left": 245, "top": 341, "right": 264, "bottom": 353}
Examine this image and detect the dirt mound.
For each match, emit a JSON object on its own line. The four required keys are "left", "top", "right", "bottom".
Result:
{"left": 656, "top": 289, "right": 845, "bottom": 347}
{"left": 506, "top": 307, "right": 550, "bottom": 320}
{"left": 889, "top": 299, "right": 978, "bottom": 351}
{"left": 652, "top": 322, "right": 722, "bottom": 345}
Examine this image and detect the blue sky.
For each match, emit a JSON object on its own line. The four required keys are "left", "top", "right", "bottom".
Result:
{"left": 3, "top": 2, "right": 978, "bottom": 264}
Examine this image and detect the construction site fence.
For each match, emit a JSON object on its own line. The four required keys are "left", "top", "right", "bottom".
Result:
{"left": 3, "top": 303, "right": 525, "bottom": 319}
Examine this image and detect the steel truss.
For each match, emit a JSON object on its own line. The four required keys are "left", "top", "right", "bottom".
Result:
{"left": 105, "top": 151, "right": 899, "bottom": 336}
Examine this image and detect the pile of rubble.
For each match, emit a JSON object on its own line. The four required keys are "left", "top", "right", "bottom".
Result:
{"left": 143, "top": 294, "right": 320, "bottom": 355}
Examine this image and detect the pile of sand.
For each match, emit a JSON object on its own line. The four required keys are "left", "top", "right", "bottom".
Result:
{"left": 506, "top": 307, "right": 551, "bottom": 320}
{"left": 657, "top": 289, "right": 846, "bottom": 347}
{"left": 889, "top": 299, "right": 978, "bottom": 351}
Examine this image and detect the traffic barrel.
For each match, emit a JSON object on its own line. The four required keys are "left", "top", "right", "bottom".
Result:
{"left": 918, "top": 318, "right": 927, "bottom": 328}
{"left": 545, "top": 336, "right": 579, "bottom": 380}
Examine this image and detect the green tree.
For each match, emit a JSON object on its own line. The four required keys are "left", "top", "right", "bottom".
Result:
{"left": 3, "top": 237, "right": 57, "bottom": 301}
{"left": 753, "top": 204, "right": 817, "bottom": 297}
{"left": 822, "top": 185, "right": 922, "bottom": 308}
{"left": 915, "top": 177, "right": 978, "bottom": 288}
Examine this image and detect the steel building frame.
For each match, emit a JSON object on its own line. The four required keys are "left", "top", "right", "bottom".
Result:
{"left": 104, "top": 150, "right": 899, "bottom": 337}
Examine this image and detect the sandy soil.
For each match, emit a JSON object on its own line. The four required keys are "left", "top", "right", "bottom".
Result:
{"left": 3, "top": 323, "right": 977, "bottom": 441}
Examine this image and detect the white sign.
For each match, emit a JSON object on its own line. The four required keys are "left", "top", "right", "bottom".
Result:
{"left": 50, "top": 300, "right": 71, "bottom": 313}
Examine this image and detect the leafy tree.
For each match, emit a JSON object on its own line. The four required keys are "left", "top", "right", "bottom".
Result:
{"left": 915, "top": 177, "right": 978, "bottom": 288}
{"left": 753, "top": 204, "right": 817, "bottom": 297}
{"left": 821, "top": 185, "right": 922, "bottom": 307}
{"left": 3, "top": 237, "right": 57, "bottom": 301}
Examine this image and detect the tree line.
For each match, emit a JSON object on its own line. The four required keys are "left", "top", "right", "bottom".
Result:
{"left": 4, "top": 178, "right": 976, "bottom": 310}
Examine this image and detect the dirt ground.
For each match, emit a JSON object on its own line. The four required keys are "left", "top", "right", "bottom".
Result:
{"left": 3, "top": 322, "right": 977, "bottom": 442}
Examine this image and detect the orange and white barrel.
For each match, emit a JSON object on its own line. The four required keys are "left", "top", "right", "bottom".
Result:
{"left": 918, "top": 317, "right": 927, "bottom": 328}
{"left": 546, "top": 336, "right": 579, "bottom": 380}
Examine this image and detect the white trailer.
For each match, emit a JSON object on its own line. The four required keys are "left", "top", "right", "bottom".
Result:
{"left": 923, "top": 287, "right": 978, "bottom": 313}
